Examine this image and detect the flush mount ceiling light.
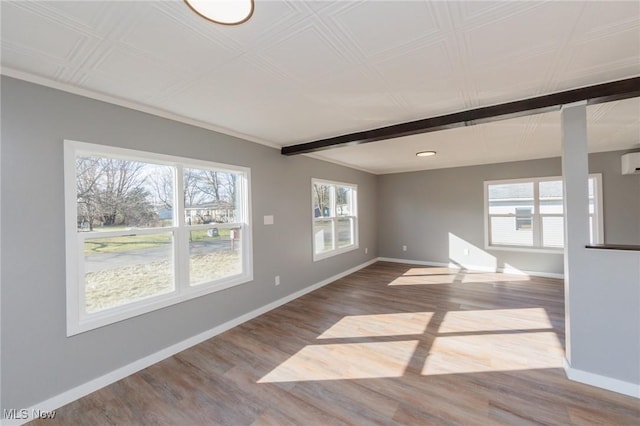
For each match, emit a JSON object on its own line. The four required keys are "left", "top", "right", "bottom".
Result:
{"left": 185, "top": 0, "right": 254, "bottom": 25}
{"left": 416, "top": 151, "right": 437, "bottom": 157}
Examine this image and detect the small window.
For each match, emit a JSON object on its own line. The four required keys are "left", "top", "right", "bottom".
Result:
{"left": 515, "top": 207, "right": 533, "bottom": 230}
{"left": 65, "top": 140, "right": 252, "bottom": 335}
{"left": 312, "top": 179, "right": 358, "bottom": 260}
{"left": 485, "top": 175, "right": 603, "bottom": 251}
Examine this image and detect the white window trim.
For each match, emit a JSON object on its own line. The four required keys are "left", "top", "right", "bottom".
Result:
{"left": 483, "top": 174, "right": 603, "bottom": 253}
{"left": 64, "top": 140, "right": 253, "bottom": 336}
{"left": 312, "top": 178, "right": 358, "bottom": 261}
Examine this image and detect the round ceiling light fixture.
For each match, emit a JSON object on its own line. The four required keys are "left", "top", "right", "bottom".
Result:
{"left": 185, "top": 0, "right": 254, "bottom": 25}
{"left": 416, "top": 150, "right": 437, "bottom": 157}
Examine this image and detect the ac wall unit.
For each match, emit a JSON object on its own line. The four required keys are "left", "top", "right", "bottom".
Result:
{"left": 621, "top": 152, "right": 640, "bottom": 175}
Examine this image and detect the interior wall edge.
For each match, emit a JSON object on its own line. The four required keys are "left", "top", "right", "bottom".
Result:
{"left": 377, "top": 257, "right": 564, "bottom": 280}
{"left": 563, "top": 358, "right": 640, "bottom": 399}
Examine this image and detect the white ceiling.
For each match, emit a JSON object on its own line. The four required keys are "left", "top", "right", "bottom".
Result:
{"left": 1, "top": 0, "right": 639, "bottom": 174}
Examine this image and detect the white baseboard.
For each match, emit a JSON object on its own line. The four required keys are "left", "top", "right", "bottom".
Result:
{"left": 499, "top": 267, "right": 563, "bottom": 280}
{"left": 564, "top": 358, "right": 640, "bottom": 398}
{"left": 4, "top": 258, "right": 378, "bottom": 426}
{"left": 377, "top": 257, "right": 449, "bottom": 268}
{"left": 377, "top": 257, "right": 564, "bottom": 280}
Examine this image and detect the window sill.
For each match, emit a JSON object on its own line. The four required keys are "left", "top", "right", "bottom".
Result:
{"left": 585, "top": 244, "right": 640, "bottom": 252}
{"left": 68, "top": 272, "right": 253, "bottom": 336}
{"left": 486, "top": 245, "right": 564, "bottom": 254}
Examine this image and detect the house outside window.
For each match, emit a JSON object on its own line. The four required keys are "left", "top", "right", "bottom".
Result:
{"left": 65, "top": 140, "right": 252, "bottom": 335}
{"left": 312, "top": 179, "right": 358, "bottom": 261}
{"left": 484, "top": 175, "right": 603, "bottom": 251}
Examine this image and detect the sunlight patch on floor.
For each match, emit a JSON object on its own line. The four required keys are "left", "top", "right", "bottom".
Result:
{"left": 422, "top": 332, "right": 564, "bottom": 375}
{"left": 258, "top": 341, "right": 419, "bottom": 383}
{"left": 317, "top": 312, "right": 433, "bottom": 339}
{"left": 389, "top": 269, "right": 531, "bottom": 286}
{"left": 439, "top": 308, "right": 553, "bottom": 333}
{"left": 400, "top": 267, "right": 460, "bottom": 276}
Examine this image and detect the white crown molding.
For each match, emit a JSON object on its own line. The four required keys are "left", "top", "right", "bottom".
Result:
{"left": 0, "top": 67, "right": 281, "bottom": 150}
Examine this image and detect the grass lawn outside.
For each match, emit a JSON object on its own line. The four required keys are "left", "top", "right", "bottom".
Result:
{"left": 85, "top": 249, "right": 241, "bottom": 313}
{"left": 84, "top": 228, "right": 233, "bottom": 254}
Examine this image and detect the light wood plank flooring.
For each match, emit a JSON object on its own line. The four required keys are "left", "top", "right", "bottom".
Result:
{"left": 32, "top": 262, "right": 640, "bottom": 425}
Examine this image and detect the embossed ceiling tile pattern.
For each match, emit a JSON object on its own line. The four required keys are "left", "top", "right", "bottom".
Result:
{"left": 303, "top": 0, "right": 344, "bottom": 14}
{"left": 587, "top": 98, "right": 640, "bottom": 152}
{"left": 393, "top": 79, "right": 468, "bottom": 121}
{"left": 197, "top": 0, "right": 307, "bottom": 49}
{"left": 252, "top": 100, "right": 362, "bottom": 143}
{"left": 196, "top": 55, "right": 296, "bottom": 102}
{"left": 119, "top": 5, "right": 239, "bottom": 72}
{"left": 152, "top": 57, "right": 299, "bottom": 132}
{"left": 298, "top": 92, "right": 407, "bottom": 141}
{"left": 603, "top": 98, "right": 640, "bottom": 122}
{"left": 461, "top": 2, "right": 578, "bottom": 70}
{"left": 257, "top": 24, "right": 354, "bottom": 82}
{"left": 310, "top": 126, "right": 470, "bottom": 174}
{"left": 304, "top": 65, "right": 382, "bottom": 93}
{"left": 152, "top": 85, "right": 246, "bottom": 133}
{"left": 293, "top": 69, "right": 415, "bottom": 138}
{"left": 40, "top": 0, "right": 113, "bottom": 32}
{"left": 456, "top": 0, "right": 542, "bottom": 24}
{"left": 329, "top": 1, "right": 442, "bottom": 59}
{"left": 84, "top": 47, "right": 183, "bottom": 100}
{"left": 572, "top": 0, "right": 640, "bottom": 39}
{"left": 467, "top": 51, "right": 557, "bottom": 103}
{"left": 1, "top": 0, "right": 639, "bottom": 173}
{"left": 563, "top": 29, "right": 640, "bottom": 79}
{"left": 1, "top": 2, "right": 91, "bottom": 60}
{"left": 0, "top": 48, "right": 63, "bottom": 78}
{"left": 372, "top": 40, "right": 455, "bottom": 89}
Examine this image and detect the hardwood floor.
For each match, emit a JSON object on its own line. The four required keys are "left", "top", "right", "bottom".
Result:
{"left": 32, "top": 262, "right": 640, "bottom": 425}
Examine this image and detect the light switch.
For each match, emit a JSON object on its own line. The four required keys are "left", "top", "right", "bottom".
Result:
{"left": 264, "top": 215, "right": 274, "bottom": 225}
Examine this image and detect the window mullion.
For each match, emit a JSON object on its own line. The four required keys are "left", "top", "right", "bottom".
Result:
{"left": 175, "top": 164, "right": 189, "bottom": 291}
{"left": 533, "top": 180, "right": 542, "bottom": 247}
{"left": 487, "top": 214, "right": 494, "bottom": 246}
{"left": 77, "top": 232, "right": 87, "bottom": 322}
{"left": 331, "top": 185, "right": 336, "bottom": 250}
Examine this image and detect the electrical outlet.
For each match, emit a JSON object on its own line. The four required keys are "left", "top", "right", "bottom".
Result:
{"left": 275, "top": 275, "right": 280, "bottom": 286}
{"left": 402, "top": 245, "right": 407, "bottom": 251}
{"left": 365, "top": 247, "right": 368, "bottom": 254}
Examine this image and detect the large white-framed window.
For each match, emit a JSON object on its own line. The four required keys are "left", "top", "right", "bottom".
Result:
{"left": 312, "top": 179, "right": 358, "bottom": 261}
{"left": 484, "top": 174, "right": 603, "bottom": 252}
{"left": 64, "top": 140, "right": 252, "bottom": 335}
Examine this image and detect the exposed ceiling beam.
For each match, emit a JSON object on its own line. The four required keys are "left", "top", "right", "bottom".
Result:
{"left": 281, "top": 76, "right": 640, "bottom": 156}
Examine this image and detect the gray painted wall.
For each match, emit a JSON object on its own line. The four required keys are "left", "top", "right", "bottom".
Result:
{"left": 561, "top": 105, "right": 639, "bottom": 388}
{"left": 569, "top": 248, "right": 640, "bottom": 385}
{"left": 589, "top": 150, "right": 640, "bottom": 245}
{"left": 378, "top": 153, "right": 640, "bottom": 275}
{"left": 0, "top": 77, "right": 377, "bottom": 410}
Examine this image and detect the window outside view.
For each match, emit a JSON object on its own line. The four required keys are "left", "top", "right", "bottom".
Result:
{"left": 73, "top": 147, "right": 248, "bottom": 322}
{"left": 312, "top": 180, "right": 357, "bottom": 260}
{"left": 183, "top": 167, "right": 242, "bottom": 286}
{"left": 486, "top": 176, "right": 600, "bottom": 250}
